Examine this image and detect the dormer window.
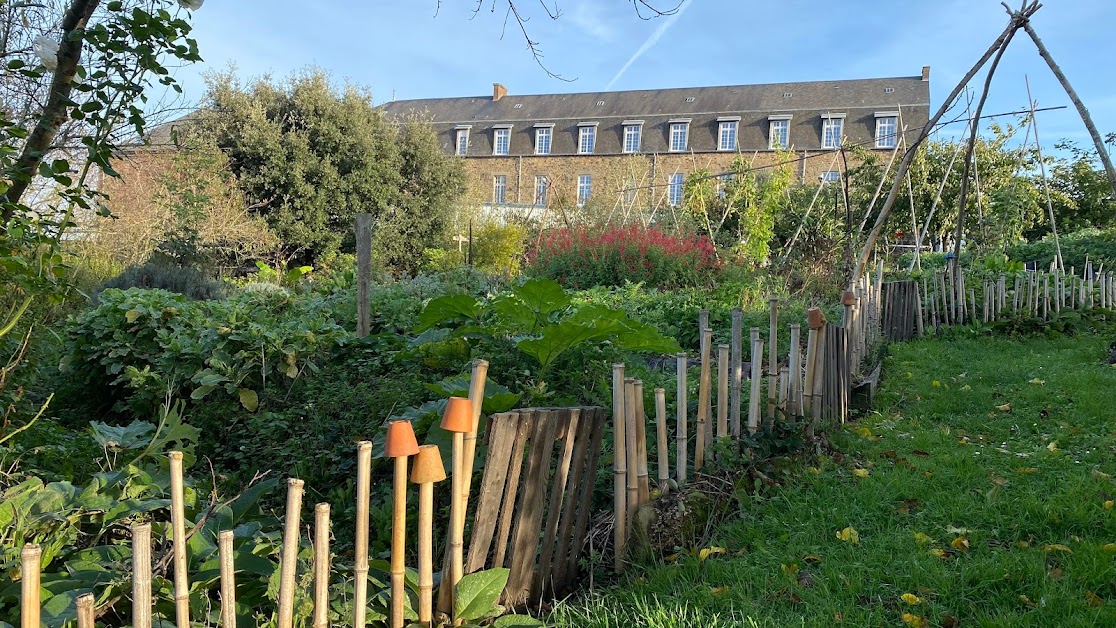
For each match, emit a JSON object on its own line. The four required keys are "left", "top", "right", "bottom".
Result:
{"left": 718, "top": 116, "right": 740, "bottom": 151}
{"left": 577, "top": 122, "right": 597, "bottom": 154}
{"left": 534, "top": 123, "right": 554, "bottom": 155}
{"left": 874, "top": 112, "right": 899, "bottom": 149}
{"left": 455, "top": 125, "right": 471, "bottom": 156}
{"left": 768, "top": 115, "right": 791, "bottom": 149}
{"left": 622, "top": 120, "right": 643, "bottom": 153}
{"left": 668, "top": 119, "right": 690, "bottom": 152}
{"left": 821, "top": 113, "right": 846, "bottom": 149}
{"left": 492, "top": 124, "right": 513, "bottom": 155}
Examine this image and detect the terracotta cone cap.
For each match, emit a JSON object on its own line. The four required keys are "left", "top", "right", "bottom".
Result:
{"left": 841, "top": 290, "right": 856, "bottom": 306}
{"left": 385, "top": 420, "right": 420, "bottom": 458}
{"left": 807, "top": 307, "right": 826, "bottom": 329}
{"left": 410, "top": 444, "right": 447, "bottom": 484}
{"left": 440, "top": 396, "right": 473, "bottom": 433}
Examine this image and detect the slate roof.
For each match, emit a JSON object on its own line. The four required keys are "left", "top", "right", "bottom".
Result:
{"left": 380, "top": 74, "right": 931, "bottom": 156}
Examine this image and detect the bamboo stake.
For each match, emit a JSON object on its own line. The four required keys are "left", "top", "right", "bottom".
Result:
{"left": 313, "top": 504, "right": 331, "bottom": 628}
{"left": 915, "top": 282, "right": 925, "bottom": 336}
{"left": 278, "top": 479, "right": 305, "bottom": 628}
{"left": 674, "top": 354, "right": 688, "bottom": 486}
{"left": 748, "top": 330, "right": 763, "bottom": 435}
{"left": 354, "top": 441, "right": 372, "bottom": 627}
{"left": 612, "top": 363, "right": 627, "bottom": 572}
{"left": 76, "top": 593, "right": 95, "bottom": 628}
{"left": 133, "top": 523, "right": 152, "bottom": 628}
{"left": 730, "top": 308, "right": 743, "bottom": 439}
{"left": 412, "top": 445, "right": 445, "bottom": 628}
{"left": 169, "top": 451, "right": 190, "bottom": 628}
{"left": 788, "top": 324, "right": 801, "bottom": 416}
{"left": 655, "top": 388, "right": 669, "bottom": 493}
{"left": 218, "top": 530, "right": 235, "bottom": 628}
{"left": 624, "top": 378, "right": 640, "bottom": 526}
{"left": 391, "top": 453, "right": 411, "bottom": 628}
{"left": 699, "top": 309, "right": 710, "bottom": 357}
{"left": 695, "top": 329, "right": 712, "bottom": 469}
{"left": 458, "top": 359, "right": 489, "bottom": 530}
{"left": 812, "top": 325, "right": 826, "bottom": 424}
{"left": 778, "top": 367, "right": 790, "bottom": 414}
{"left": 21, "top": 543, "right": 41, "bottom": 628}
{"left": 634, "top": 380, "right": 650, "bottom": 506}
{"left": 767, "top": 297, "right": 778, "bottom": 419}
{"left": 803, "top": 327, "right": 819, "bottom": 438}
{"left": 717, "top": 344, "right": 729, "bottom": 440}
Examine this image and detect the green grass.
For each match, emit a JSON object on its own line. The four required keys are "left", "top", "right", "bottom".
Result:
{"left": 551, "top": 334, "right": 1116, "bottom": 627}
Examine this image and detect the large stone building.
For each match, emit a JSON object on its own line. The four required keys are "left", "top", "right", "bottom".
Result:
{"left": 380, "top": 68, "right": 931, "bottom": 215}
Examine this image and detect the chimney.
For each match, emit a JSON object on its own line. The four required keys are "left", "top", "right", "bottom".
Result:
{"left": 921, "top": 66, "right": 931, "bottom": 82}
{"left": 493, "top": 83, "right": 507, "bottom": 101}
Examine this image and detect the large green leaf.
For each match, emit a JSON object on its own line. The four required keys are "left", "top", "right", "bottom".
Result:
{"left": 509, "top": 277, "right": 570, "bottom": 319}
{"left": 454, "top": 567, "right": 509, "bottom": 622}
{"left": 493, "top": 615, "right": 547, "bottom": 627}
{"left": 414, "top": 294, "right": 481, "bottom": 332}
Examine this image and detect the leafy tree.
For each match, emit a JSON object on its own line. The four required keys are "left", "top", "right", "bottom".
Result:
{"left": 1037, "top": 138, "right": 1116, "bottom": 237}
{"left": 200, "top": 68, "right": 465, "bottom": 272}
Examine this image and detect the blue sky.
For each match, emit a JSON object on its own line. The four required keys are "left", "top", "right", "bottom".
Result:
{"left": 172, "top": 0, "right": 1116, "bottom": 150}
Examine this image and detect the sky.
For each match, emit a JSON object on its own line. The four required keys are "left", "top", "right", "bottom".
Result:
{"left": 169, "top": 0, "right": 1116, "bottom": 151}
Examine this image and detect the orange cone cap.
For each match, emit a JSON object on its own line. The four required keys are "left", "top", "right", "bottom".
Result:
{"left": 410, "top": 444, "right": 446, "bottom": 484}
{"left": 440, "top": 396, "right": 473, "bottom": 433}
{"left": 385, "top": 420, "right": 420, "bottom": 458}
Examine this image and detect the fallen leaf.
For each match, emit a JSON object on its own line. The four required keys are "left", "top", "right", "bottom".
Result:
{"left": 996, "top": 402, "right": 1012, "bottom": 413}
{"left": 797, "top": 571, "right": 815, "bottom": 587}
{"left": 781, "top": 563, "right": 799, "bottom": 575}
{"left": 901, "top": 593, "right": 922, "bottom": 605}
{"left": 992, "top": 477, "right": 1008, "bottom": 486}
{"left": 941, "top": 613, "right": 959, "bottom": 628}
{"left": 1017, "top": 467, "right": 1038, "bottom": 474}
{"left": 911, "top": 450, "right": 930, "bottom": 457}
{"left": 807, "top": 466, "right": 821, "bottom": 474}
{"left": 1015, "top": 540, "right": 1031, "bottom": 549}
{"left": 929, "top": 548, "right": 948, "bottom": 558}
{"left": 1105, "top": 500, "right": 1113, "bottom": 510}
{"left": 1102, "top": 543, "right": 1116, "bottom": 554}
{"left": 923, "top": 471, "right": 934, "bottom": 478}
{"left": 803, "top": 554, "right": 823, "bottom": 564}
{"left": 1047, "top": 441, "right": 1058, "bottom": 452}
{"left": 834, "top": 611, "right": 844, "bottom": 623}
{"left": 1029, "top": 377, "right": 1045, "bottom": 385}
{"left": 836, "top": 527, "right": 860, "bottom": 544}
{"left": 1092, "top": 470, "right": 1112, "bottom": 480}
{"left": 698, "top": 546, "right": 726, "bottom": 561}
{"left": 1086, "top": 591, "right": 1104, "bottom": 607}
{"left": 852, "top": 468, "right": 870, "bottom": 479}
{"left": 1020, "top": 594, "right": 1037, "bottom": 609}
{"left": 1043, "top": 544, "right": 1072, "bottom": 554}
{"left": 854, "top": 427, "right": 873, "bottom": 438}
{"left": 901, "top": 612, "right": 926, "bottom": 627}
{"left": 710, "top": 585, "right": 730, "bottom": 596}
{"left": 665, "top": 553, "right": 679, "bottom": 562}
{"left": 932, "top": 380, "right": 941, "bottom": 388}
{"left": 960, "top": 384, "right": 972, "bottom": 391}
{"left": 946, "top": 526, "right": 973, "bottom": 535}
{"left": 914, "top": 532, "right": 933, "bottom": 544}
{"left": 951, "top": 536, "right": 971, "bottom": 552}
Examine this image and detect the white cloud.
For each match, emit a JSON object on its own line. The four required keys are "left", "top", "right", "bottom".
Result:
{"left": 566, "top": 1, "right": 617, "bottom": 42}
{"left": 606, "top": 0, "right": 696, "bottom": 90}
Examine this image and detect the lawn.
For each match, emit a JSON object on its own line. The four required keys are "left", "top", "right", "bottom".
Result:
{"left": 551, "top": 333, "right": 1116, "bottom": 627}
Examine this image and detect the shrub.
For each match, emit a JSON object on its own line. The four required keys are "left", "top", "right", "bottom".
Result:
{"left": 98, "top": 256, "right": 227, "bottom": 301}
{"left": 1005, "top": 227, "right": 1116, "bottom": 271}
{"left": 421, "top": 221, "right": 527, "bottom": 278}
{"left": 527, "top": 226, "right": 720, "bottom": 289}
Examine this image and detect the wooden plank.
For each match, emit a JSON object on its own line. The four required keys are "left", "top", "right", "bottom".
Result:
{"left": 355, "top": 213, "right": 372, "bottom": 338}
{"left": 505, "top": 409, "right": 561, "bottom": 607}
{"left": 534, "top": 409, "right": 580, "bottom": 599}
{"left": 566, "top": 408, "right": 607, "bottom": 583}
{"left": 551, "top": 406, "right": 597, "bottom": 589}
{"left": 465, "top": 412, "right": 520, "bottom": 573}
{"left": 730, "top": 309, "right": 743, "bottom": 439}
{"left": 492, "top": 412, "right": 532, "bottom": 569}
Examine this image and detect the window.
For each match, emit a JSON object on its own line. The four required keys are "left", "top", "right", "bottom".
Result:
{"left": 669, "top": 122, "right": 689, "bottom": 152}
{"left": 822, "top": 116, "right": 843, "bottom": 149}
{"left": 884, "top": 87, "right": 895, "bottom": 94}
{"left": 685, "top": 96, "right": 695, "bottom": 103}
{"left": 769, "top": 119, "right": 789, "bottom": 149}
{"left": 534, "top": 175, "right": 549, "bottom": 206}
{"left": 493, "top": 175, "right": 507, "bottom": 203}
{"left": 535, "top": 127, "right": 552, "bottom": 155}
{"left": 493, "top": 128, "right": 510, "bottom": 155}
{"left": 875, "top": 116, "right": 898, "bottom": 149}
{"left": 455, "top": 128, "right": 470, "bottom": 156}
{"left": 821, "top": 171, "right": 841, "bottom": 183}
{"left": 668, "top": 173, "right": 684, "bottom": 207}
{"left": 578, "top": 126, "right": 596, "bottom": 154}
{"left": 577, "top": 174, "right": 592, "bottom": 207}
{"left": 718, "top": 120, "right": 738, "bottom": 151}
{"left": 623, "top": 124, "right": 642, "bottom": 153}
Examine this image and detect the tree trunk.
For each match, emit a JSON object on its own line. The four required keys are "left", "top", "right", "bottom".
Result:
{"left": 1, "top": 0, "right": 101, "bottom": 225}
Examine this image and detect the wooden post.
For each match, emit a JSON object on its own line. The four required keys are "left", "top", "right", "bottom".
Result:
{"left": 623, "top": 379, "right": 640, "bottom": 525}
{"left": 386, "top": 421, "right": 420, "bottom": 628}
{"left": 767, "top": 298, "right": 778, "bottom": 419}
{"left": 278, "top": 479, "right": 305, "bottom": 628}
{"left": 435, "top": 399, "right": 470, "bottom": 621}
{"left": 695, "top": 329, "right": 712, "bottom": 470}
{"left": 716, "top": 344, "right": 729, "bottom": 440}
{"left": 698, "top": 309, "right": 710, "bottom": 357}
{"left": 133, "top": 523, "right": 152, "bottom": 628}
{"left": 218, "top": 530, "right": 235, "bottom": 628}
{"left": 803, "top": 326, "right": 819, "bottom": 439}
{"left": 730, "top": 308, "right": 743, "bottom": 439}
{"left": 748, "top": 329, "right": 763, "bottom": 435}
{"left": 21, "top": 543, "right": 41, "bottom": 628}
{"left": 313, "top": 503, "right": 331, "bottom": 628}
{"left": 655, "top": 388, "right": 669, "bottom": 493}
{"left": 812, "top": 324, "right": 826, "bottom": 424}
{"left": 634, "top": 380, "right": 650, "bottom": 506}
{"left": 778, "top": 366, "right": 790, "bottom": 414}
{"left": 788, "top": 324, "right": 801, "bottom": 416}
{"left": 76, "top": 593, "right": 95, "bottom": 628}
{"left": 169, "top": 451, "right": 190, "bottom": 628}
{"left": 412, "top": 445, "right": 447, "bottom": 627}
{"left": 674, "top": 354, "right": 687, "bottom": 486}
{"left": 356, "top": 213, "right": 372, "bottom": 338}
{"left": 354, "top": 441, "right": 372, "bottom": 628}
{"left": 612, "top": 363, "right": 627, "bottom": 572}
{"left": 915, "top": 281, "right": 925, "bottom": 336}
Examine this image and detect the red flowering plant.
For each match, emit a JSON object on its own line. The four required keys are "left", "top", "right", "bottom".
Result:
{"left": 527, "top": 225, "right": 721, "bottom": 289}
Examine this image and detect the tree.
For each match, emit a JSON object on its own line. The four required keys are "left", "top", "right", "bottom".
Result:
{"left": 1038, "top": 138, "right": 1116, "bottom": 237}
{"left": 199, "top": 68, "right": 465, "bottom": 272}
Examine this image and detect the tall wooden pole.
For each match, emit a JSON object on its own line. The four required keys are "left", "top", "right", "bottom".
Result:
{"left": 730, "top": 309, "right": 743, "bottom": 439}
{"left": 313, "top": 504, "right": 331, "bottom": 628}
{"left": 355, "top": 213, "right": 372, "bottom": 338}
{"left": 21, "top": 544, "right": 41, "bottom": 628}
{"left": 674, "top": 354, "right": 688, "bottom": 485}
{"left": 391, "top": 456, "right": 409, "bottom": 628}
{"left": 717, "top": 344, "right": 729, "bottom": 440}
{"left": 767, "top": 298, "right": 778, "bottom": 420}
{"left": 278, "top": 479, "right": 305, "bottom": 628}
{"left": 655, "top": 388, "right": 669, "bottom": 493}
{"left": 695, "top": 329, "right": 712, "bottom": 469}
{"left": 218, "top": 530, "right": 235, "bottom": 628}
{"left": 76, "top": 593, "right": 95, "bottom": 628}
{"left": 611, "top": 363, "right": 627, "bottom": 572}
{"left": 169, "top": 451, "right": 190, "bottom": 628}
{"left": 354, "top": 441, "right": 372, "bottom": 628}
{"left": 133, "top": 523, "right": 153, "bottom": 628}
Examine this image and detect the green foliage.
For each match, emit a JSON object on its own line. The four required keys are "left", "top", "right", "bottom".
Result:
{"left": 99, "top": 256, "right": 227, "bottom": 301}
{"left": 423, "top": 221, "right": 528, "bottom": 278}
{"left": 1006, "top": 227, "right": 1116, "bottom": 271}
{"left": 61, "top": 287, "right": 349, "bottom": 417}
{"left": 200, "top": 68, "right": 465, "bottom": 271}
